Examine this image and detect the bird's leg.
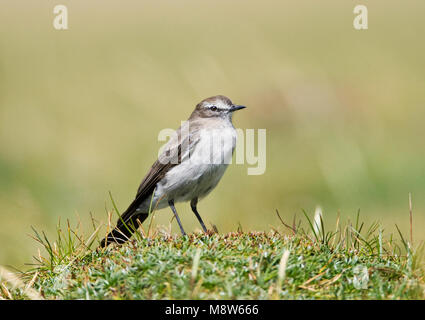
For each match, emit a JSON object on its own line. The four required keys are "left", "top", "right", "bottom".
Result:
{"left": 168, "top": 200, "right": 187, "bottom": 236}
{"left": 190, "top": 198, "right": 207, "bottom": 233}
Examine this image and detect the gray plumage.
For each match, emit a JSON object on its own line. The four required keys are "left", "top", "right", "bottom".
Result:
{"left": 100, "top": 95, "right": 245, "bottom": 246}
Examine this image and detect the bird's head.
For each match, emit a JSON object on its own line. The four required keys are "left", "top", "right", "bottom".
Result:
{"left": 190, "top": 95, "right": 246, "bottom": 120}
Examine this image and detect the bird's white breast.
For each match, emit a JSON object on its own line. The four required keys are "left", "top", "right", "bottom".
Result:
{"left": 159, "top": 123, "right": 237, "bottom": 202}
{"left": 135, "top": 120, "right": 237, "bottom": 213}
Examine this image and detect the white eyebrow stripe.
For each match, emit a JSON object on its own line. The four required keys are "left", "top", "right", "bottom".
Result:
{"left": 207, "top": 104, "right": 229, "bottom": 111}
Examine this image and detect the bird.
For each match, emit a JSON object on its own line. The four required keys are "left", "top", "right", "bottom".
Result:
{"left": 100, "top": 95, "right": 246, "bottom": 247}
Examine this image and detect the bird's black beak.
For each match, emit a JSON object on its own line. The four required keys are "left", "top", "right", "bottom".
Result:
{"left": 230, "top": 105, "right": 246, "bottom": 112}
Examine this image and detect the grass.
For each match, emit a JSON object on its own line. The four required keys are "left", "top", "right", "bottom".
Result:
{"left": 1, "top": 209, "right": 424, "bottom": 300}
{"left": 2, "top": 1, "right": 425, "bottom": 267}
{"left": 1, "top": 1, "right": 424, "bottom": 299}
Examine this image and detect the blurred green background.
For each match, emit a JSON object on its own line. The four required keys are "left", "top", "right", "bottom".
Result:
{"left": 1, "top": 0, "right": 424, "bottom": 267}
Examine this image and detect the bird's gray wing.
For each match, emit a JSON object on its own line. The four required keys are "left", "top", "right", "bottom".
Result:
{"left": 100, "top": 121, "right": 201, "bottom": 246}
{"left": 99, "top": 155, "right": 177, "bottom": 246}
{"left": 119, "top": 121, "right": 200, "bottom": 224}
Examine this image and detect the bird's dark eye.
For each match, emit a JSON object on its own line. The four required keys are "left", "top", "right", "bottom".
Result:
{"left": 210, "top": 106, "right": 218, "bottom": 111}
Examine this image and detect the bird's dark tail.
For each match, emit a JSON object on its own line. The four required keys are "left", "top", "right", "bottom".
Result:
{"left": 99, "top": 212, "right": 149, "bottom": 248}
{"left": 99, "top": 156, "right": 170, "bottom": 248}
